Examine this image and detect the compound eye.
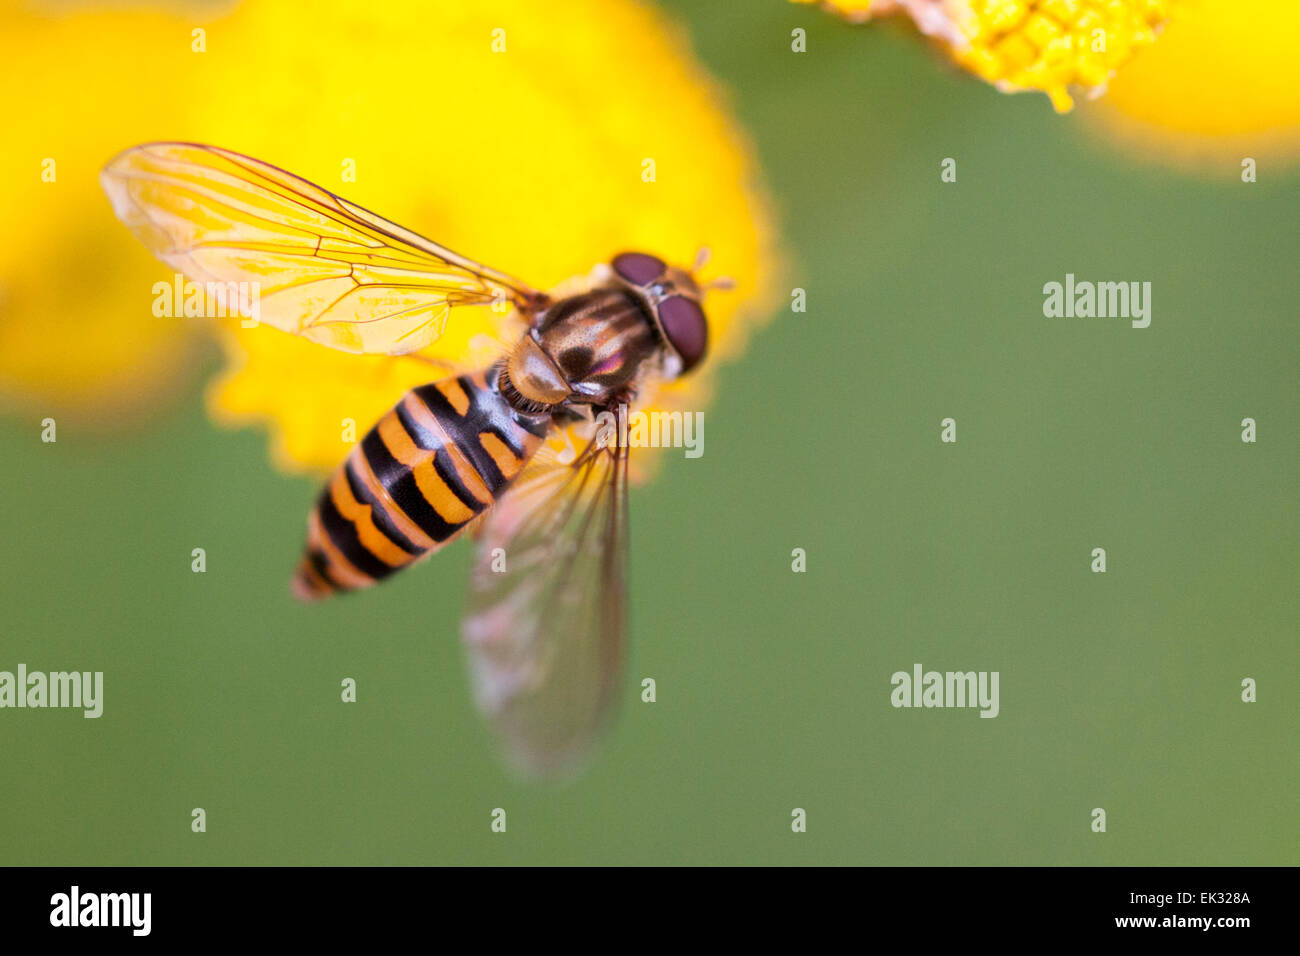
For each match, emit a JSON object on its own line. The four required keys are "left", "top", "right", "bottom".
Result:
{"left": 658, "top": 295, "right": 708, "bottom": 373}
{"left": 611, "top": 252, "right": 666, "bottom": 287}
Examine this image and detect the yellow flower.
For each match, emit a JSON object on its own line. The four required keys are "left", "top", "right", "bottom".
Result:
{"left": 199, "top": 0, "right": 780, "bottom": 476}
{"left": 796, "top": 0, "right": 1174, "bottom": 112}
{"left": 796, "top": 0, "right": 1300, "bottom": 168}
{"left": 1083, "top": 0, "right": 1300, "bottom": 168}
{"left": 0, "top": 4, "right": 202, "bottom": 420}
{"left": 3, "top": 0, "right": 780, "bottom": 475}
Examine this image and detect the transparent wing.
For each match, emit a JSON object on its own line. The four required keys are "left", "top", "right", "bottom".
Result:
{"left": 100, "top": 142, "right": 545, "bottom": 355}
{"left": 462, "top": 425, "right": 630, "bottom": 779}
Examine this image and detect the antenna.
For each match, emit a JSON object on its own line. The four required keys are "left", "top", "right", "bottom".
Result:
{"left": 690, "top": 246, "right": 735, "bottom": 294}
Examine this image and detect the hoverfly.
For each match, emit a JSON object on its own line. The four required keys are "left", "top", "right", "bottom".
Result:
{"left": 101, "top": 142, "right": 730, "bottom": 778}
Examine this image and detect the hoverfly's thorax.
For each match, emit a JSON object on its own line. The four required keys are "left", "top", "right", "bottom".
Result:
{"left": 529, "top": 288, "right": 659, "bottom": 406}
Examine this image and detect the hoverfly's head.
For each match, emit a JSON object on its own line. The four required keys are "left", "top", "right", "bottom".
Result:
{"left": 609, "top": 248, "right": 733, "bottom": 379}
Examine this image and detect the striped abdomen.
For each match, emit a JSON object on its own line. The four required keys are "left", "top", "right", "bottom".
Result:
{"left": 293, "top": 369, "right": 550, "bottom": 600}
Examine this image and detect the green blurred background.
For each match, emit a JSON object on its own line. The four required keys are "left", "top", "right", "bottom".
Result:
{"left": 2, "top": 1, "right": 1297, "bottom": 865}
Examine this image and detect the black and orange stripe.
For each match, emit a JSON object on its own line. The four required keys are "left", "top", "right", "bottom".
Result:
{"left": 293, "top": 368, "right": 551, "bottom": 600}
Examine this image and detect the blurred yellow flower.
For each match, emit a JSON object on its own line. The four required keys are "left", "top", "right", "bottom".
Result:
{"left": 796, "top": 0, "right": 1173, "bottom": 112}
{"left": 4, "top": 0, "right": 780, "bottom": 475}
{"left": 0, "top": 4, "right": 203, "bottom": 421}
{"left": 795, "top": 0, "right": 1300, "bottom": 168}
{"left": 1083, "top": 0, "right": 1300, "bottom": 168}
